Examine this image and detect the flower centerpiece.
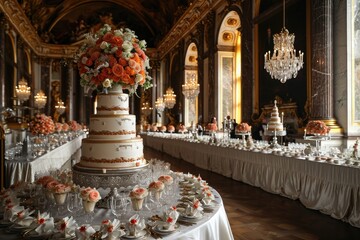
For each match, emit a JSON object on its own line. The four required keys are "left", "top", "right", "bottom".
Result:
{"left": 28, "top": 114, "right": 55, "bottom": 135}
{"left": 80, "top": 187, "right": 101, "bottom": 213}
{"left": 75, "top": 24, "right": 152, "bottom": 95}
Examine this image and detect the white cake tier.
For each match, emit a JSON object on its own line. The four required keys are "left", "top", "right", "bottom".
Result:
{"left": 80, "top": 138, "right": 144, "bottom": 169}
{"left": 89, "top": 114, "right": 136, "bottom": 140}
{"left": 269, "top": 116, "right": 281, "bottom": 123}
{"left": 271, "top": 112, "right": 279, "bottom": 117}
{"left": 96, "top": 92, "right": 129, "bottom": 115}
{"left": 267, "top": 122, "right": 283, "bottom": 131}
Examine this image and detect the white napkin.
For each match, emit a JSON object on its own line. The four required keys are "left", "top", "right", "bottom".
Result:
{"left": 75, "top": 224, "right": 96, "bottom": 240}
{"left": 34, "top": 212, "right": 54, "bottom": 235}
{"left": 185, "top": 199, "right": 203, "bottom": 217}
{"left": 126, "top": 214, "right": 145, "bottom": 236}
{"left": 100, "top": 219, "right": 125, "bottom": 239}
{"left": 56, "top": 216, "right": 77, "bottom": 238}
{"left": 163, "top": 206, "right": 180, "bottom": 230}
{"left": 10, "top": 207, "right": 35, "bottom": 227}
{"left": 201, "top": 190, "right": 215, "bottom": 205}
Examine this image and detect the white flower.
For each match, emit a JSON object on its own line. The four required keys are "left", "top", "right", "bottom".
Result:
{"left": 135, "top": 74, "right": 143, "bottom": 83}
{"left": 100, "top": 41, "right": 109, "bottom": 49}
{"left": 138, "top": 40, "right": 147, "bottom": 49}
{"left": 81, "top": 57, "right": 88, "bottom": 65}
{"left": 122, "top": 40, "right": 133, "bottom": 52}
{"left": 102, "top": 79, "right": 113, "bottom": 88}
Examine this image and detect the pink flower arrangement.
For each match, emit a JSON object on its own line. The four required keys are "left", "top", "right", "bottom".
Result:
{"left": 167, "top": 125, "right": 175, "bottom": 132}
{"left": 129, "top": 187, "right": 148, "bottom": 199}
{"left": 148, "top": 181, "right": 165, "bottom": 191}
{"left": 80, "top": 187, "right": 101, "bottom": 202}
{"left": 305, "top": 120, "right": 330, "bottom": 135}
{"left": 55, "top": 122, "right": 63, "bottom": 133}
{"left": 236, "top": 122, "right": 251, "bottom": 133}
{"left": 206, "top": 123, "right": 217, "bottom": 132}
{"left": 52, "top": 183, "right": 71, "bottom": 194}
{"left": 36, "top": 175, "right": 56, "bottom": 187}
{"left": 68, "top": 120, "right": 82, "bottom": 131}
{"left": 178, "top": 124, "right": 188, "bottom": 133}
{"left": 75, "top": 24, "right": 152, "bottom": 94}
{"left": 29, "top": 114, "right": 55, "bottom": 135}
{"left": 158, "top": 175, "right": 174, "bottom": 185}
{"left": 62, "top": 123, "right": 69, "bottom": 132}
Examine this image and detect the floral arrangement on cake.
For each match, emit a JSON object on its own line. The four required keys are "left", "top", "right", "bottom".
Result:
{"left": 305, "top": 120, "right": 330, "bottom": 135}
{"left": 75, "top": 24, "right": 152, "bottom": 94}
{"left": 235, "top": 122, "right": 251, "bottom": 133}
{"left": 28, "top": 114, "right": 55, "bottom": 135}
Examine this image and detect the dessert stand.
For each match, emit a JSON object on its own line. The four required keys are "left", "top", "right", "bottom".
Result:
{"left": 73, "top": 163, "right": 151, "bottom": 208}
{"left": 303, "top": 133, "right": 331, "bottom": 157}
{"left": 235, "top": 132, "right": 251, "bottom": 146}
{"left": 264, "top": 129, "right": 286, "bottom": 149}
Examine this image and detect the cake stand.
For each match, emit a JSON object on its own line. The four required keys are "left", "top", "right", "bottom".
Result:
{"left": 72, "top": 163, "right": 151, "bottom": 208}
{"left": 264, "top": 129, "right": 286, "bottom": 149}
{"left": 235, "top": 132, "right": 251, "bottom": 146}
{"left": 303, "top": 134, "right": 331, "bottom": 156}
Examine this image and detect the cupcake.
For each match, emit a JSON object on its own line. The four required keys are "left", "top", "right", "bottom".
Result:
{"left": 148, "top": 181, "right": 165, "bottom": 201}
{"left": 129, "top": 187, "right": 148, "bottom": 211}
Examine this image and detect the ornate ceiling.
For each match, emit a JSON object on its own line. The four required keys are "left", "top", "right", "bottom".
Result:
{"left": 17, "top": 0, "right": 188, "bottom": 47}
{"left": 0, "top": 0, "right": 224, "bottom": 58}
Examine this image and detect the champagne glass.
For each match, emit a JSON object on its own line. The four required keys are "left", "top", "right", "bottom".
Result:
{"left": 111, "top": 188, "right": 129, "bottom": 221}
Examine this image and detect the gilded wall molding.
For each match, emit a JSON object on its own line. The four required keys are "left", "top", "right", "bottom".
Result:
{"left": 0, "top": 0, "right": 78, "bottom": 58}
{"left": 157, "top": 0, "right": 223, "bottom": 59}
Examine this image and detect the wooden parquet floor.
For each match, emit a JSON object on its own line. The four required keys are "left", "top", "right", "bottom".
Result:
{"left": 144, "top": 146, "right": 360, "bottom": 240}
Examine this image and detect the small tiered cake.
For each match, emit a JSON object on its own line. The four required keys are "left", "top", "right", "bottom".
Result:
{"left": 267, "top": 100, "right": 283, "bottom": 131}
{"left": 78, "top": 88, "right": 146, "bottom": 169}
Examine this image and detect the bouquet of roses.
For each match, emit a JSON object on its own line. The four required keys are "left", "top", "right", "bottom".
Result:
{"left": 75, "top": 24, "right": 152, "bottom": 94}
{"left": 29, "top": 114, "right": 55, "bottom": 135}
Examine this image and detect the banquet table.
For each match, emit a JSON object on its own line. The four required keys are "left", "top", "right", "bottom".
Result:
{"left": 142, "top": 133, "right": 360, "bottom": 228}
{"left": 5, "top": 134, "right": 85, "bottom": 186}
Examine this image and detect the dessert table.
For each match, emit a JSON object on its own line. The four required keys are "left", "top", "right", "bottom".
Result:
{"left": 5, "top": 134, "right": 85, "bottom": 186}
{"left": 142, "top": 133, "right": 360, "bottom": 228}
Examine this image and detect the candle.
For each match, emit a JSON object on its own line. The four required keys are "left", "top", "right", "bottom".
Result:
{"left": 281, "top": 112, "right": 284, "bottom": 123}
{"left": 304, "top": 129, "right": 307, "bottom": 138}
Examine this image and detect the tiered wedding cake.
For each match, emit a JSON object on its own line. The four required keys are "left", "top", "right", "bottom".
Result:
{"left": 267, "top": 100, "right": 283, "bottom": 131}
{"left": 77, "top": 88, "right": 146, "bottom": 169}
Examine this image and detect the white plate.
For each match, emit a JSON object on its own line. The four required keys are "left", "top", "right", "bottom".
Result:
{"left": 180, "top": 212, "right": 204, "bottom": 220}
{"left": 23, "top": 230, "right": 54, "bottom": 240}
{"left": 121, "top": 229, "right": 147, "bottom": 239}
{"left": 154, "top": 222, "right": 179, "bottom": 234}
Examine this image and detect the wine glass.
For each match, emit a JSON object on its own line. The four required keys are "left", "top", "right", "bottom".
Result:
{"left": 111, "top": 189, "right": 129, "bottom": 221}
{"left": 67, "top": 192, "right": 82, "bottom": 213}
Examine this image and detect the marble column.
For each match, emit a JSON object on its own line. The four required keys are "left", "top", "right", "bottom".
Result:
{"left": 310, "top": 0, "right": 342, "bottom": 134}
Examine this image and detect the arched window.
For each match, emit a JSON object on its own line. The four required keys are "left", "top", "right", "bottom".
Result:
{"left": 216, "top": 11, "right": 241, "bottom": 125}
{"left": 184, "top": 43, "right": 198, "bottom": 126}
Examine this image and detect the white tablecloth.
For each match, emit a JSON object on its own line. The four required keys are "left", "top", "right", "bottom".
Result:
{"left": 5, "top": 134, "right": 85, "bottom": 185}
{"left": 143, "top": 134, "right": 360, "bottom": 228}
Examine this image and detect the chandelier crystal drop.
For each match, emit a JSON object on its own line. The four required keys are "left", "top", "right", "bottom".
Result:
{"left": 34, "top": 90, "right": 47, "bottom": 109}
{"left": 264, "top": 0, "right": 304, "bottom": 83}
{"left": 182, "top": 73, "right": 200, "bottom": 101}
{"left": 55, "top": 100, "right": 66, "bottom": 115}
{"left": 155, "top": 97, "right": 165, "bottom": 112}
{"left": 15, "top": 78, "right": 31, "bottom": 102}
{"left": 141, "top": 102, "right": 153, "bottom": 116}
{"left": 164, "top": 87, "right": 176, "bottom": 109}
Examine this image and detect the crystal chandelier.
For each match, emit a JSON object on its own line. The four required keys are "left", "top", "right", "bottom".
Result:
{"left": 55, "top": 100, "right": 66, "bottom": 115}
{"left": 141, "top": 102, "right": 153, "bottom": 116}
{"left": 155, "top": 97, "right": 165, "bottom": 112}
{"left": 182, "top": 73, "right": 200, "bottom": 101}
{"left": 34, "top": 90, "right": 47, "bottom": 109}
{"left": 164, "top": 87, "right": 176, "bottom": 109}
{"left": 15, "top": 77, "right": 31, "bottom": 102}
{"left": 264, "top": 0, "right": 304, "bottom": 83}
